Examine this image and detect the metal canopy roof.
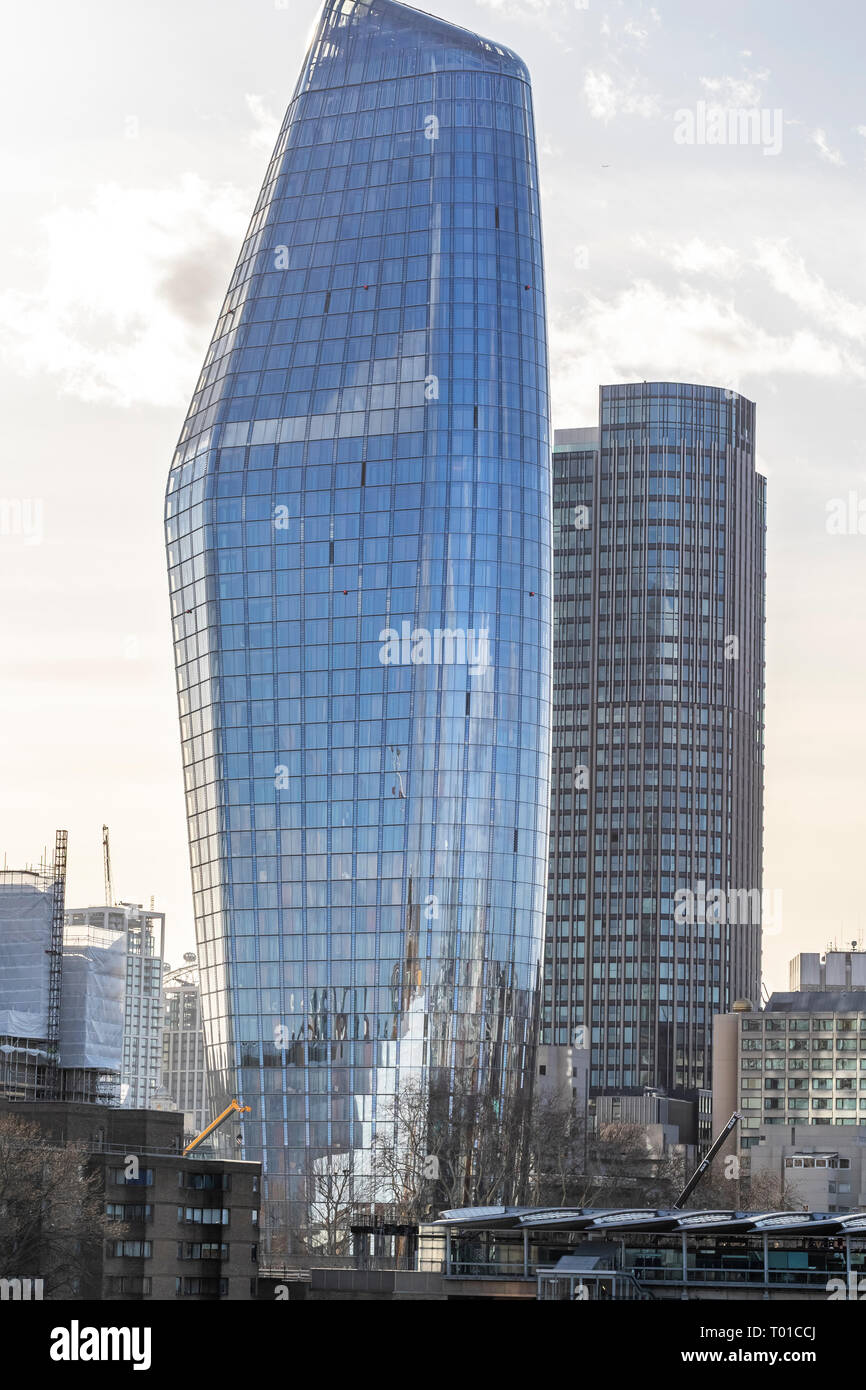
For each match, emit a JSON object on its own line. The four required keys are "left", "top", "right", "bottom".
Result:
{"left": 433, "top": 1206, "right": 865, "bottom": 1237}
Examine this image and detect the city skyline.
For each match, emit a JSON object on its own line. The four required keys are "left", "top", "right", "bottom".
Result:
{"left": 3, "top": 0, "right": 866, "bottom": 995}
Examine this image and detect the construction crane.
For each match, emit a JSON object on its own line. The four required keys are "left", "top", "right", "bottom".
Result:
{"left": 102, "top": 825, "right": 113, "bottom": 906}
{"left": 183, "top": 1099, "right": 251, "bottom": 1156}
{"left": 672, "top": 1111, "right": 741, "bottom": 1209}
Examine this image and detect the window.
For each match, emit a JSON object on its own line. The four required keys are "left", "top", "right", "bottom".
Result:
{"left": 175, "top": 1277, "right": 228, "bottom": 1297}
{"left": 111, "top": 1168, "right": 154, "bottom": 1187}
{"left": 106, "top": 1203, "right": 152, "bottom": 1222}
{"left": 180, "top": 1171, "right": 231, "bottom": 1192}
{"left": 109, "top": 1241, "right": 152, "bottom": 1259}
{"left": 178, "top": 1207, "right": 230, "bottom": 1226}
{"left": 105, "top": 1276, "right": 152, "bottom": 1296}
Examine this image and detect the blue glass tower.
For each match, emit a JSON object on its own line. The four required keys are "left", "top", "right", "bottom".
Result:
{"left": 165, "top": 0, "right": 551, "bottom": 1253}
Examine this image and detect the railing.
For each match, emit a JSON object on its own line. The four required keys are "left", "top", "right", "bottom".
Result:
{"left": 264, "top": 1253, "right": 437, "bottom": 1274}
{"left": 448, "top": 1260, "right": 532, "bottom": 1279}
{"left": 630, "top": 1266, "right": 841, "bottom": 1289}
{"left": 445, "top": 1259, "right": 844, "bottom": 1290}
{"left": 538, "top": 1270, "right": 653, "bottom": 1302}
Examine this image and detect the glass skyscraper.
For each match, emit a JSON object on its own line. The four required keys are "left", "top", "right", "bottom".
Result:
{"left": 547, "top": 385, "right": 765, "bottom": 1098}
{"left": 165, "top": 0, "right": 551, "bottom": 1254}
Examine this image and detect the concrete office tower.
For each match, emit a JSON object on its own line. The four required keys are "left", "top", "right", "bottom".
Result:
{"left": 165, "top": 0, "right": 551, "bottom": 1253}
{"left": 548, "top": 384, "right": 765, "bottom": 1097}
{"left": 162, "top": 954, "right": 209, "bottom": 1139}
{"left": 66, "top": 904, "right": 166, "bottom": 1109}
{"left": 714, "top": 966, "right": 866, "bottom": 1210}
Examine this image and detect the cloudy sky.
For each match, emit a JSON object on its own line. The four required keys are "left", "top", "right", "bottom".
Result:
{"left": 2, "top": 0, "right": 864, "bottom": 985}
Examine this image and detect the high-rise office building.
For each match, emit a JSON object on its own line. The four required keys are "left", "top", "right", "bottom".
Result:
{"left": 547, "top": 384, "right": 765, "bottom": 1096}
{"left": 66, "top": 904, "right": 166, "bottom": 1108}
{"left": 162, "top": 954, "right": 209, "bottom": 1138}
{"left": 166, "top": 0, "right": 551, "bottom": 1253}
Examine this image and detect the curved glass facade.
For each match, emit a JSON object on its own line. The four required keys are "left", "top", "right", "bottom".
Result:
{"left": 549, "top": 384, "right": 765, "bottom": 1096}
{"left": 165, "top": 0, "right": 551, "bottom": 1253}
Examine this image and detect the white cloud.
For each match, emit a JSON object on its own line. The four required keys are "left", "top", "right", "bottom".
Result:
{"left": 634, "top": 234, "right": 866, "bottom": 342}
{"left": 584, "top": 69, "right": 660, "bottom": 122}
{"left": 551, "top": 280, "right": 866, "bottom": 421}
{"left": 656, "top": 236, "right": 743, "bottom": 278}
{"left": 474, "top": 0, "right": 574, "bottom": 14}
{"left": 477, "top": 0, "right": 564, "bottom": 8}
{"left": 245, "top": 94, "right": 282, "bottom": 153}
{"left": 0, "top": 177, "right": 248, "bottom": 408}
{"left": 472, "top": 0, "right": 587, "bottom": 49}
{"left": 623, "top": 19, "right": 649, "bottom": 45}
{"left": 753, "top": 239, "right": 866, "bottom": 340}
{"left": 699, "top": 69, "right": 770, "bottom": 108}
{"left": 811, "top": 127, "right": 845, "bottom": 165}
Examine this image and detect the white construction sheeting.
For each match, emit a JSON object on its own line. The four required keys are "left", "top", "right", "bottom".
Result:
{"left": 0, "top": 884, "right": 53, "bottom": 1040}
{"left": 60, "top": 928, "right": 126, "bottom": 1073}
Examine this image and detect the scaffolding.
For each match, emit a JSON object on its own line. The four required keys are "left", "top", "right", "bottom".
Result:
{"left": 0, "top": 833, "right": 121, "bottom": 1105}
{"left": 60, "top": 920, "right": 125, "bottom": 1104}
{"left": 0, "top": 1038, "right": 52, "bottom": 1101}
{"left": 0, "top": 861, "right": 55, "bottom": 1100}
{"left": 45, "top": 830, "right": 67, "bottom": 1097}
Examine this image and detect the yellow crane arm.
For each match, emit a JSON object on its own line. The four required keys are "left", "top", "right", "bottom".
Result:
{"left": 183, "top": 1099, "right": 250, "bottom": 1155}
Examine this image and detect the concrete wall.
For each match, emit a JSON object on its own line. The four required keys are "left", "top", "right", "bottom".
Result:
{"left": 748, "top": 1125, "right": 866, "bottom": 1212}
{"left": 711, "top": 1011, "right": 741, "bottom": 1159}
{"left": 790, "top": 951, "right": 866, "bottom": 992}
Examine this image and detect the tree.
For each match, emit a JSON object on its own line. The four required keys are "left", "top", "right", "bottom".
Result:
{"left": 0, "top": 1115, "right": 116, "bottom": 1298}
{"left": 671, "top": 1154, "right": 803, "bottom": 1213}
{"left": 306, "top": 1152, "right": 362, "bottom": 1257}
{"left": 526, "top": 1091, "right": 587, "bottom": 1207}
{"left": 369, "top": 1074, "right": 532, "bottom": 1223}
{"left": 523, "top": 1103, "right": 804, "bottom": 1214}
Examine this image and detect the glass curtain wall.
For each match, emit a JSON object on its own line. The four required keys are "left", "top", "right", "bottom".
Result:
{"left": 165, "top": 0, "right": 551, "bottom": 1254}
